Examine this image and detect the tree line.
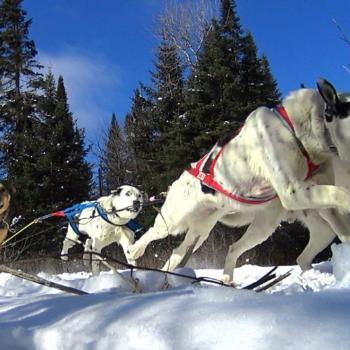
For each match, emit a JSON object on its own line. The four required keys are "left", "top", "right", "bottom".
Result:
{"left": 0, "top": 0, "right": 320, "bottom": 268}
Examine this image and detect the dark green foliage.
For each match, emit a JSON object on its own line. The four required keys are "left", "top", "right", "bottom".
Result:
{"left": 185, "top": 0, "right": 280, "bottom": 158}
{"left": 99, "top": 113, "right": 126, "bottom": 193}
{"left": 0, "top": 0, "right": 92, "bottom": 262}
{"left": 34, "top": 75, "right": 92, "bottom": 213}
{"left": 0, "top": 0, "right": 42, "bottom": 133}
{"left": 124, "top": 86, "right": 155, "bottom": 191}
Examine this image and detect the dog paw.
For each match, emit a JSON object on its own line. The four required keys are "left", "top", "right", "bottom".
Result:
{"left": 127, "top": 243, "right": 145, "bottom": 260}
{"left": 221, "top": 274, "right": 234, "bottom": 286}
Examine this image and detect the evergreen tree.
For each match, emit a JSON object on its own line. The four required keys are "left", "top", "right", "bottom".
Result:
{"left": 146, "top": 38, "right": 186, "bottom": 192}
{"left": 240, "top": 32, "right": 280, "bottom": 115}
{"left": 185, "top": 0, "right": 244, "bottom": 157}
{"left": 48, "top": 75, "right": 92, "bottom": 208}
{"left": 100, "top": 113, "right": 126, "bottom": 193}
{"left": 0, "top": 0, "right": 42, "bottom": 133}
{"left": 185, "top": 0, "right": 280, "bottom": 158}
{"left": 124, "top": 86, "right": 154, "bottom": 191}
{"left": 0, "top": 0, "right": 43, "bottom": 218}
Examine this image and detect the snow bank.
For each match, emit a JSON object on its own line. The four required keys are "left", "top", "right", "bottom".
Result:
{"left": 1, "top": 245, "right": 350, "bottom": 349}
{"left": 331, "top": 242, "right": 350, "bottom": 287}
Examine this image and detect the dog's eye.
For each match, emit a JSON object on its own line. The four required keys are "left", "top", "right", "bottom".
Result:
{"left": 126, "top": 191, "right": 132, "bottom": 196}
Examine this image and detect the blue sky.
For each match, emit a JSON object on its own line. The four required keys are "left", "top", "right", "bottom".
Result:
{"left": 23, "top": 0, "right": 350, "bottom": 143}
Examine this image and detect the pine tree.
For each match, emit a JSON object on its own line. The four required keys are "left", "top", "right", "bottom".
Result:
{"left": 100, "top": 113, "right": 126, "bottom": 193}
{"left": 185, "top": 0, "right": 244, "bottom": 157}
{"left": 124, "top": 86, "right": 154, "bottom": 191}
{"left": 0, "top": 0, "right": 42, "bottom": 133}
{"left": 48, "top": 75, "right": 92, "bottom": 208}
{"left": 185, "top": 0, "right": 280, "bottom": 157}
{"left": 0, "top": 0, "right": 43, "bottom": 218}
{"left": 239, "top": 32, "right": 280, "bottom": 115}
{"left": 146, "top": 38, "right": 186, "bottom": 192}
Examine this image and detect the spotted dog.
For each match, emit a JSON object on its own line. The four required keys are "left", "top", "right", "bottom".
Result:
{"left": 128, "top": 79, "right": 350, "bottom": 284}
{"left": 61, "top": 185, "right": 143, "bottom": 274}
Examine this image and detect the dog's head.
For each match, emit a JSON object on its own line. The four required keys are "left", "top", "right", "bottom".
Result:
{"left": 110, "top": 185, "right": 143, "bottom": 220}
{"left": 0, "top": 182, "right": 15, "bottom": 216}
{"left": 317, "top": 79, "right": 350, "bottom": 162}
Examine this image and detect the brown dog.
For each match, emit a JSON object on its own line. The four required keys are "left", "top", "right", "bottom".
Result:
{"left": 0, "top": 182, "right": 15, "bottom": 244}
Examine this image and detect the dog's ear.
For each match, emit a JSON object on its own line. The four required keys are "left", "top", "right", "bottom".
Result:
{"left": 0, "top": 181, "right": 16, "bottom": 195}
{"left": 317, "top": 78, "right": 340, "bottom": 111}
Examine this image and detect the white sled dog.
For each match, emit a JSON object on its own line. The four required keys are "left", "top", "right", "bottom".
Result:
{"left": 128, "top": 79, "right": 350, "bottom": 284}
{"left": 61, "top": 185, "right": 143, "bottom": 273}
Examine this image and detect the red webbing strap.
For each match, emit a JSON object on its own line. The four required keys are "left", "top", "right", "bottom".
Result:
{"left": 275, "top": 106, "right": 320, "bottom": 179}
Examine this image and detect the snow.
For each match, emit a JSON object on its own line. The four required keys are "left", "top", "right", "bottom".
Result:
{"left": 1, "top": 244, "right": 350, "bottom": 349}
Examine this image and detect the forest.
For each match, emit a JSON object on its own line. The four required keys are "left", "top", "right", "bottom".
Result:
{"left": 0, "top": 0, "right": 324, "bottom": 271}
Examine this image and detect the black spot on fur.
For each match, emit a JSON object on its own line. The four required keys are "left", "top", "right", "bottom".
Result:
{"left": 201, "top": 184, "right": 216, "bottom": 195}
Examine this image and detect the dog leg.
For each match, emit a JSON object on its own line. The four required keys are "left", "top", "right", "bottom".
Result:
{"left": 61, "top": 238, "right": 77, "bottom": 261}
{"left": 118, "top": 228, "right": 137, "bottom": 266}
{"left": 318, "top": 208, "right": 350, "bottom": 242}
{"left": 277, "top": 182, "right": 350, "bottom": 211}
{"left": 162, "top": 214, "right": 219, "bottom": 271}
{"left": 90, "top": 240, "right": 104, "bottom": 275}
{"left": 128, "top": 211, "right": 174, "bottom": 260}
{"left": 83, "top": 238, "right": 93, "bottom": 267}
{"left": 0, "top": 227, "right": 8, "bottom": 244}
{"left": 296, "top": 211, "right": 336, "bottom": 271}
{"left": 223, "top": 202, "right": 284, "bottom": 284}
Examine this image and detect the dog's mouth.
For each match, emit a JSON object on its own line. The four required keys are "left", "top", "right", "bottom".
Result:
{"left": 130, "top": 200, "right": 142, "bottom": 213}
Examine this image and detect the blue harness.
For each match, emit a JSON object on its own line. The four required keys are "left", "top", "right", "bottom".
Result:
{"left": 59, "top": 201, "right": 143, "bottom": 238}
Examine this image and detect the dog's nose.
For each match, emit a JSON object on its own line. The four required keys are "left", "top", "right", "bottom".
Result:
{"left": 133, "top": 200, "right": 142, "bottom": 211}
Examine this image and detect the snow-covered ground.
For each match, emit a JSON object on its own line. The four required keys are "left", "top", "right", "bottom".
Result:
{"left": 1, "top": 244, "right": 350, "bottom": 350}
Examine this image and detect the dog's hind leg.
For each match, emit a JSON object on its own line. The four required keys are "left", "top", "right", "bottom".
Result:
{"left": 128, "top": 211, "right": 177, "bottom": 260}
{"left": 296, "top": 211, "right": 336, "bottom": 271}
{"left": 162, "top": 214, "right": 220, "bottom": 271}
{"left": 83, "top": 238, "right": 93, "bottom": 267}
{"left": 223, "top": 202, "right": 284, "bottom": 284}
{"left": 90, "top": 240, "right": 103, "bottom": 275}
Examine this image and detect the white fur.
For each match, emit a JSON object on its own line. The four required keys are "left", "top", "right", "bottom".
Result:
{"left": 61, "top": 185, "right": 143, "bottom": 274}
{"left": 128, "top": 82, "right": 350, "bottom": 284}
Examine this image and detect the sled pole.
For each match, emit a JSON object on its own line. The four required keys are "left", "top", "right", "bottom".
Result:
{"left": 0, "top": 265, "right": 88, "bottom": 296}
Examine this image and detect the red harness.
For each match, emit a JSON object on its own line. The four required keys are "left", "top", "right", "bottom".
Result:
{"left": 187, "top": 106, "right": 320, "bottom": 205}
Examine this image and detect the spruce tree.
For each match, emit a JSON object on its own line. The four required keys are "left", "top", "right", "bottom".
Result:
{"left": 124, "top": 86, "right": 154, "bottom": 192}
{"left": 49, "top": 75, "right": 92, "bottom": 208}
{"left": 0, "top": 0, "right": 43, "bottom": 219}
{"left": 100, "top": 113, "right": 126, "bottom": 193}
{"left": 146, "top": 38, "right": 186, "bottom": 192}
{"left": 0, "top": 0, "right": 42, "bottom": 133}
{"left": 185, "top": 0, "right": 244, "bottom": 157}
{"left": 185, "top": 0, "right": 280, "bottom": 158}
{"left": 240, "top": 32, "right": 280, "bottom": 115}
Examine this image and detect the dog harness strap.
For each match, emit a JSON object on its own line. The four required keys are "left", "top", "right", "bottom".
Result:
{"left": 274, "top": 106, "right": 320, "bottom": 180}
{"left": 187, "top": 136, "right": 277, "bottom": 205}
{"left": 96, "top": 204, "right": 125, "bottom": 227}
{"left": 187, "top": 106, "right": 320, "bottom": 204}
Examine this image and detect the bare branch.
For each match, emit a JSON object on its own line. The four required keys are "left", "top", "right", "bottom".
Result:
{"left": 157, "top": 0, "right": 219, "bottom": 70}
